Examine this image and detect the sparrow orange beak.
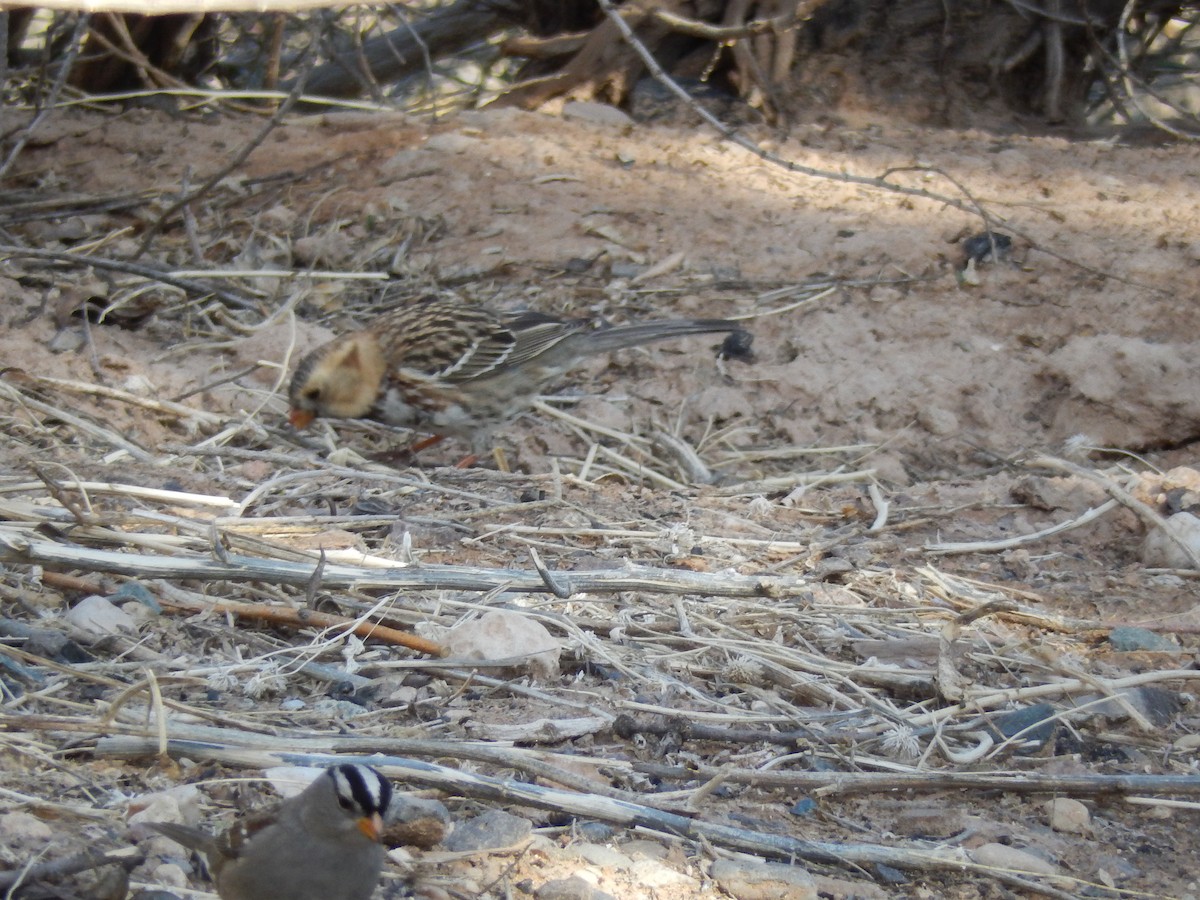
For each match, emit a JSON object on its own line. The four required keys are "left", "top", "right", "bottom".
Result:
{"left": 357, "top": 812, "right": 384, "bottom": 842}
{"left": 288, "top": 408, "right": 316, "bottom": 429}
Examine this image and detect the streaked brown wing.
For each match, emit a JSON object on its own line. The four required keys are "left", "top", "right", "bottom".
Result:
{"left": 373, "top": 298, "right": 580, "bottom": 382}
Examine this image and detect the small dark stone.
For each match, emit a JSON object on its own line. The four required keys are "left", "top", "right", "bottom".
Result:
{"left": 718, "top": 329, "right": 755, "bottom": 362}
{"left": 962, "top": 231, "right": 1013, "bottom": 264}
{"left": 349, "top": 497, "right": 394, "bottom": 515}
{"left": 576, "top": 821, "right": 618, "bottom": 842}
{"left": 579, "top": 660, "right": 622, "bottom": 681}
{"left": 563, "top": 257, "right": 595, "bottom": 274}
{"left": 988, "top": 702, "right": 1057, "bottom": 748}
{"left": 789, "top": 797, "right": 816, "bottom": 816}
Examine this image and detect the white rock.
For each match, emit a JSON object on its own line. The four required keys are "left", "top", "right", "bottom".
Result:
{"left": 65, "top": 595, "right": 137, "bottom": 635}
{"left": 446, "top": 609, "right": 560, "bottom": 680}
{"left": 1142, "top": 512, "right": 1200, "bottom": 569}
{"left": 971, "top": 843, "right": 1060, "bottom": 877}
{"left": 127, "top": 784, "right": 203, "bottom": 831}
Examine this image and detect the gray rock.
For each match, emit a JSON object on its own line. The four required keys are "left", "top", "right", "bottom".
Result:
{"left": 709, "top": 858, "right": 817, "bottom": 900}
{"left": 1108, "top": 626, "right": 1180, "bottom": 652}
{"left": 575, "top": 821, "right": 617, "bottom": 842}
{"left": 442, "top": 809, "right": 531, "bottom": 852}
{"left": 310, "top": 697, "right": 368, "bottom": 718}
{"left": 535, "top": 875, "right": 614, "bottom": 900}
{"left": 385, "top": 794, "right": 452, "bottom": 849}
{"left": 1070, "top": 686, "right": 1183, "bottom": 726}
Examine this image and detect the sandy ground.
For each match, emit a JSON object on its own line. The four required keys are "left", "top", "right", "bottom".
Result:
{"left": 8, "top": 102, "right": 1200, "bottom": 476}
{"left": 1, "top": 96, "right": 1199, "bottom": 899}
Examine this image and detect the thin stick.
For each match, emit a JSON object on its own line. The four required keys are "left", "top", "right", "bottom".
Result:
{"left": 925, "top": 498, "right": 1119, "bottom": 553}
{"left": 156, "top": 591, "right": 445, "bottom": 657}
{"left": 0, "top": 244, "right": 259, "bottom": 311}
{"left": 0, "top": 531, "right": 812, "bottom": 598}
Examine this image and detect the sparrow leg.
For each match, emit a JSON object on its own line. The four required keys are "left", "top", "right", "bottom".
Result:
{"left": 371, "top": 433, "right": 446, "bottom": 468}
{"left": 447, "top": 447, "right": 508, "bottom": 470}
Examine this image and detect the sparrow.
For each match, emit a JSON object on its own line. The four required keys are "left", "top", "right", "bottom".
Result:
{"left": 288, "top": 296, "right": 749, "bottom": 451}
{"left": 147, "top": 764, "right": 392, "bottom": 900}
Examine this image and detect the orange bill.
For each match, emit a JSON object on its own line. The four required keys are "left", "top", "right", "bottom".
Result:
{"left": 357, "top": 811, "right": 384, "bottom": 842}
{"left": 289, "top": 408, "right": 316, "bottom": 429}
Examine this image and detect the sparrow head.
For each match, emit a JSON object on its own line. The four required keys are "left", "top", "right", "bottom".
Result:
{"left": 288, "top": 333, "right": 386, "bottom": 428}
{"left": 313, "top": 764, "right": 392, "bottom": 843}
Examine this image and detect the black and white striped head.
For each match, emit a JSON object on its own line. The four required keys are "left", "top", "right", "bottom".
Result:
{"left": 310, "top": 764, "right": 392, "bottom": 842}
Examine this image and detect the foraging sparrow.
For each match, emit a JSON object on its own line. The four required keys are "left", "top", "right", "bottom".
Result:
{"left": 148, "top": 764, "right": 392, "bottom": 900}
{"left": 288, "top": 296, "right": 749, "bottom": 449}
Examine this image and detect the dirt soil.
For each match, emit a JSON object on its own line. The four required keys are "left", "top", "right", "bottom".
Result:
{"left": 1, "top": 95, "right": 1199, "bottom": 900}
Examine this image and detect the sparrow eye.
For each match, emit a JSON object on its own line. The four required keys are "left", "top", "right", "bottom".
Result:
{"left": 303, "top": 387, "right": 321, "bottom": 401}
{"left": 337, "top": 794, "right": 354, "bottom": 811}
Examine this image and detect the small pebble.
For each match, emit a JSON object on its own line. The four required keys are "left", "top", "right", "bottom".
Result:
{"left": 1046, "top": 797, "right": 1091, "bottom": 834}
